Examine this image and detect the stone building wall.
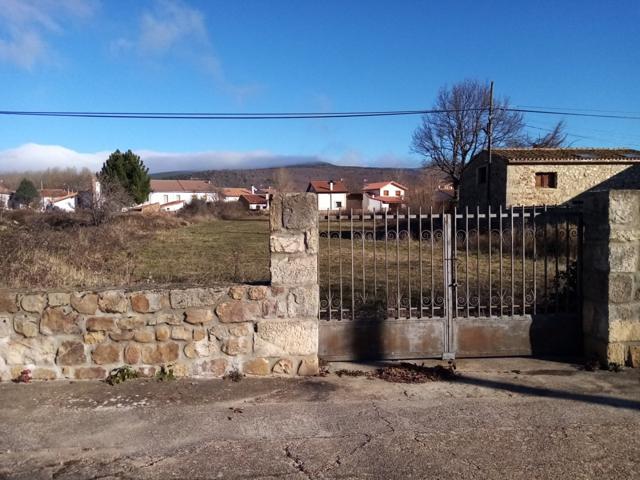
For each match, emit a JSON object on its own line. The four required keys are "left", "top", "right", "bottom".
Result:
{"left": 583, "top": 190, "right": 640, "bottom": 367}
{"left": 506, "top": 163, "right": 638, "bottom": 206}
{"left": 458, "top": 153, "right": 508, "bottom": 208}
{"left": 0, "top": 193, "right": 320, "bottom": 381}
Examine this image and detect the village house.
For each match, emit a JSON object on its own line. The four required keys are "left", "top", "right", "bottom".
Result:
{"left": 306, "top": 180, "right": 348, "bottom": 211}
{"left": 220, "top": 187, "right": 252, "bottom": 202}
{"left": 39, "top": 189, "right": 78, "bottom": 212}
{"left": 147, "top": 179, "right": 217, "bottom": 210}
{"left": 240, "top": 193, "right": 269, "bottom": 210}
{"left": 0, "top": 184, "right": 12, "bottom": 209}
{"left": 459, "top": 148, "right": 640, "bottom": 208}
{"left": 362, "top": 181, "right": 407, "bottom": 211}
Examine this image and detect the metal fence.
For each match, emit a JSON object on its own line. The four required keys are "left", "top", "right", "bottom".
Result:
{"left": 318, "top": 205, "right": 582, "bottom": 321}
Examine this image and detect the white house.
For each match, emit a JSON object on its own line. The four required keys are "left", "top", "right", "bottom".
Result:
{"left": 39, "top": 189, "right": 78, "bottom": 212}
{"left": 148, "top": 180, "right": 217, "bottom": 210}
{"left": 0, "top": 184, "right": 12, "bottom": 209}
{"left": 306, "top": 180, "right": 348, "bottom": 211}
{"left": 362, "top": 181, "right": 407, "bottom": 211}
{"left": 220, "top": 187, "right": 252, "bottom": 202}
{"left": 240, "top": 194, "right": 269, "bottom": 210}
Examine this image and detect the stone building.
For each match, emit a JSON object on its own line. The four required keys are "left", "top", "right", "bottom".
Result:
{"left": 459, "top": 148, "right": 640, "bottom": 208}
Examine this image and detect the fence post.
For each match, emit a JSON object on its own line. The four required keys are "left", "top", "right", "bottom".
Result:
{"left": 267, "top": 193, "right": 320, "bottom": 375}
{"left": 582, "top": 190, "right": 640, "bottom": 367}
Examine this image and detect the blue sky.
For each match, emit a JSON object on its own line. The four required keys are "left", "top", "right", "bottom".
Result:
{"left": 1, "top": 0, "right": 639, "bottom": 173}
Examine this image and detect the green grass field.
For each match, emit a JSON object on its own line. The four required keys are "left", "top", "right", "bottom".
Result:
{"left": 136, "top": 219, "right": 270, "bottom": 285}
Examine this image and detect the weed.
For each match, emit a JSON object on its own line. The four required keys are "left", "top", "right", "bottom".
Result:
{"left": 106, "top": 365, "right": 138, "bottom": 385}
{"left": 13, "top": 369, "right": 32, "bottom": 384}
{"left": 223, "top": 369, "right": 244, "bottom": 382}
{"left": 156, "top": 365, "right": 176, "bottom": 382}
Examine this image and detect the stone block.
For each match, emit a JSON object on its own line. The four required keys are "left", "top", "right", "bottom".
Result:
{"left": 0, "top": 315, "right": 11, "bottom": 338}
{"left": 91, "top": 344, "right": 121, "bottom": 364}
{"left": 607, "top": 342, "right": 626, "bottom": 365}
{"left": 170, "top": 287, "right": 226, "bottom": 309}
{"left": 272, "top": 358, "right": 293, "bottom": 375}
{"left": 0, "top": 292, "right": 18, "bottom": 313}
{"left": 117, "top": 316, "right": 146, "bottom": 330}
{"left": 20, "top": 294, "right": 47, "bottom": 313}
{"left": 74, "top": 367, "right": 107, "bottom": 380}
{"left": 298, "top": 355, "right": 319, "bottom": 376}
{"left": 57, "top": 341, "right": 86, "bottom": 366}
{"left": 609, "top": 274, "right": 634, "bottom": 303}
{"left": 216, "top": 301, "right": 260, "bottom": 323}
{"left": 2, "top": 337, "right": 57, "bottom": 366}
{"left": 287, "top": 286, "right": 319, "bottom": 318}
{"left": 70, "top": 293, "right": 99, "bottom": 315}
{"left": 48, "top": 292, "right": 70, "bottom": 307}
{"left": 270, "top": 254, "right": 317, "bottom": 285}
{"left": 141, "top": 343, "right": 179, "bottom": 364}
{"left": 228, "top": 323, "right": 253, "bottom": 337}
{"left": 192, "top": 328, "right": 206, "bottom": 341}
{"left": 270, "top": 233, "right": 306, "bottom": 253}
{"left": 84, "top": 332, "right": 106, "bottom": 344}
{"left": 98, "top": 290, "right": 128, "bottom": 313}
{"left": 248, "top": 286, "right": 268, "bottom": 301}
{"left": 254, "top": 320, "right": 318, "bottom": 356}
{"left": 609, "top": 243, "right": 639, "bottom": 273}
{"left": 13, "top": 313, "right": 39, "bottom": 338}
{"left": 155, "top": 312, "right": 183, "bottom": 325}
{"left": 171, "top": 326, "right": 192, "bottom": 341}
{"left": 133, "top": 328, "right": 156, "bottom": 343}
{"left": 110, "top": 331, "right": 135, "bottom": 341}
{"left": 156, "top": 325, "right": 171, "bottom": 341}
{"left": 243, "top": 357, "right": 270, "bottom": 376}
{"left": 270, "top": 193, "right": 284, "bottom": 231}
{"left": 221, "top": 336, "right": 251, "bottom": 356}
{"left": 609, "top": 191, "right": 640, "bottom": 225}
{"left": 609, "top": 319, "right": 640, "bottom": 342}
{"left": 282, "top": 194, "right": 317, "bottom": 231}
{"left": 629, "top": 345, "right": 640, "bottom": 367}
{"left": 130, "top": 292, "right": 167, "bottom": 313}
{"left": 193, "top": 358, "right": 227, "bottom": 376}
{"left": 228, "top": 286, "right": 246, "bottom": 300}
{"left": 41, "top": 307, "right": 81, "bottom": 335}
{"left": 184, "top": 308, "right": 214, "bottom": 324}
{"left": 86, "top": 316, "right": 118, "bottom": 332}
{"left": 32, "top": 368, "right": 58, "bottom": 381}
{"left": 124, "top": 344, "right": 142, "bottom": 364}
{"left": 305, "top": 229, "right": 318, "bottom": 254}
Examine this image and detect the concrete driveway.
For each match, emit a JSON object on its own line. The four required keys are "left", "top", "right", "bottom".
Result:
{"left": 0, "top": 358, "right": 639, "bottom": 479}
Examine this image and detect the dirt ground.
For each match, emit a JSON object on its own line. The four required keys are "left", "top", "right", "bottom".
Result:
{"left": 0, "top": 358, "right": 639, "bottom": 479}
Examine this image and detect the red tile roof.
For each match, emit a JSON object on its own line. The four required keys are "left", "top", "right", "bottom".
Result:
{"left": 221, "top": 187, "right": 252, "bottom": 197}
{"left": 307, "top": 180, "right": 349, "bottom": 193}
{"left": 0, "top": 185, "right": 12, "bottom": 194}
{"left": 363, "top": 181, "right": 408, "bottom": 191}
{"left": 366, "top": 194, "right": 405, "bottom": 204}
{"left": 151, "top": 179, "right": 215, "bottom": 193}
{"left": 491, "top": 148, "right": 640, "bottom": 163}
{"left": 240, "top": 194, "right": 268, "bottom": 205}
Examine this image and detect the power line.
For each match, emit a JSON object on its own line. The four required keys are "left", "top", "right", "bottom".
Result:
{"left": 1, "top": 106, "right": 640, "bottom": 120}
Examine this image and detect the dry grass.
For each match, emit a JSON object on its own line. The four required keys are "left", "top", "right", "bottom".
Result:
{"left": 0, "top": 209, "right": 271, "bottom": 290}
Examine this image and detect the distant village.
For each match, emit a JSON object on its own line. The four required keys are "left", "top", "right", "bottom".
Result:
{"left": 0, "top": 175, "right": 455, "bottom": 214}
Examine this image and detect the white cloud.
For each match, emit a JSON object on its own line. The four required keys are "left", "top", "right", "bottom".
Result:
{"left": 0, "top": 143, "right": 322, "bottom": 174}
{"left": 0, "top": 0, "right": 98, "bottom": 69}
{"left": 112, "top": 0, "right": 260, "bottom": 102}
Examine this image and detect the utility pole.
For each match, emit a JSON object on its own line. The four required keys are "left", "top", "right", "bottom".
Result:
{"left": 486, "top": 81, "right": 494, "bottom": 206}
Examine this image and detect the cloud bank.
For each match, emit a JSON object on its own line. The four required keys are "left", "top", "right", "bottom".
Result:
{"left": 0, "top": 143, "right": 417, "bottom": 174}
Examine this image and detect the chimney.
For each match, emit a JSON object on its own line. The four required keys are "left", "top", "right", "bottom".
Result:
{"left": 251, "top": 185, "right": 256, "bottom": 194}
{"left": 329, "top": 180, "right": 334, "bottom": 191}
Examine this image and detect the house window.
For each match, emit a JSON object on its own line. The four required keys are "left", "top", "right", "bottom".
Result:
{"left": 477, "top": 166, "right": 487, "bottom": 184}
{"left": 535, "top": 172, "right": 557, "bottom": 188}
{"left": 335, "top": 201, "right": 343, "bottom": 209}
{"left": 383, "top": 190, "right": 389, "bottom": 196}
{"left": 395, "top": 191, "right": 401, "bottom": 197}
{"left": 163, "top": 195, "right": 169, "bottom": 203}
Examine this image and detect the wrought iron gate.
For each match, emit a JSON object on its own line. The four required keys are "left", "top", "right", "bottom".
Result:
{"left": 318, "top": 206, "right": 583, "bottom": 361}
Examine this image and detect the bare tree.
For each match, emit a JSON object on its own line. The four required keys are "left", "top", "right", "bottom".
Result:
{"left": 87, "top": 177, "right": 132, "bottom": 226}
{"left": 411, "top": 79, "right": 526, "bottom": 200}
{"left": 526, "top": 120, "right": 568, "bottom": 148}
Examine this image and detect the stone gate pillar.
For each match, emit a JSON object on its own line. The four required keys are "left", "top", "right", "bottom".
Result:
{"left": 267, "top": 193, "right": 320, "bottom": 374}
{"left": 583, "top": 190, "right": 640, "bottom": 367}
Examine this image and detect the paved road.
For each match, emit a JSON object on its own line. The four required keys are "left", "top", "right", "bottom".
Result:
{"left": 0, "top": 359, "right": 639, "bottom": 479}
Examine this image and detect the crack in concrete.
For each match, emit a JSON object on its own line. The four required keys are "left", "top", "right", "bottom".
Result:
{"left": 284, "top": 444, "right": 313, "bottom": 479}
{"left": 372, "top": 402, "right": 396, "bottom": 433}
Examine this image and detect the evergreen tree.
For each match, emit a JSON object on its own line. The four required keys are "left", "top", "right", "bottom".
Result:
{"left": 14, "top": 178, "right": 39, "bottom": 207}
{"left": 99, "top": 150, "right": 151, "bottom": 205}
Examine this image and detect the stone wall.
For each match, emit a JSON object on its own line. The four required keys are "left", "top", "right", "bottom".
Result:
{"left": 0, "top": 193, "right": 320, "bottom": 381}
{"left": 583, "top": 190, "right": 640, "bottom": 367}
{"left": 506, "top": 163, "right": 639, "bottom": 206}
